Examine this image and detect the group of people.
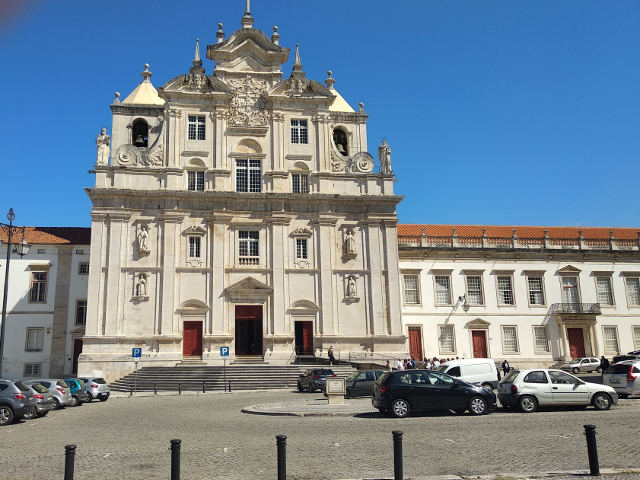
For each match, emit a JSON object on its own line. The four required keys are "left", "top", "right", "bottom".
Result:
{"left": 385, "top": 356, "right": 463, "bottom": 371}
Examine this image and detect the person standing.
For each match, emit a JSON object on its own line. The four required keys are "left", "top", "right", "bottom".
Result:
{"left": 502, "top": 359, "right": 510, "bottom": 376}
{"left": 328, "top": 346, "right": 336, "bottom": 365}
{"left": 396, "top": 358, "right": 404, "bottom": 371}
{"left": 385, "top": 360, "right": 392, "bottom": 372}
{"left": 600, "top": 355, "right": 610, "bottom": 377}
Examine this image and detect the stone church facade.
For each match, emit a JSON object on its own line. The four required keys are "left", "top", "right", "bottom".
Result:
{"left": 80, "top": 7, "right": 404, "bottom": 379}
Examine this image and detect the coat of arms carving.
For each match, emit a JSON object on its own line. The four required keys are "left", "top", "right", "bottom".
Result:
{"left": 227, "top": 75, "right": 269, "bottom": 127}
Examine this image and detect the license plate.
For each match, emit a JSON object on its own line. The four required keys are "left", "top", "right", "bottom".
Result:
{"left": 610, "top": 379, "right": 621, "bottom": 384}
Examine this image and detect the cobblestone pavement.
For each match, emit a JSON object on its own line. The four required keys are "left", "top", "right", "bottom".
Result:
{"left": 1, "top": 391, "right": 639, "bottom": 480}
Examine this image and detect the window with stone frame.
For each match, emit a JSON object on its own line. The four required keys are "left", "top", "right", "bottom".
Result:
{"left": 291, "top": 173, "right": 309, "bottom": 194}
{"left": 595, "top": 277, "right": 614, "bottom": 306}
{"left": 497, "top": 275, "right": 515, "bottom": 305}
{"left": 75, "top": 300, "right": 87, "bottom": 326}
{"left": 290, "top": 119, "right": 308, "bottom": 144}
{"left": 602, "top": 326, "right": 620, "bottom": 355}
{"left": 78, "top": 262, "right": 90, "bottom": 275}
{"left": 23, "top": 363, "right": 41, "bottom": 377}
{"left": 295, "top": 238, "right": 308, "bottom": 260}
{"left": 188, "top": 115, "right": 205, "bottom": 140}
{"left": 29, "top": 271, "right": 47, "bottom": 303}
{"left": 438, "top": 325, "right": 456, "bottom": 354}
{"left": 527, "top": 276, "right": 545, "bottom": 305}
{"left": 434, "top": 275, "right": 452, "bottom": 305}
{"left": 236, "top": 159, "right": 261, "bottom": 193}
{"left": 25, "top": 328, "right": 44, "bottom": 352}
{"left": 502, "top": 326, "right": 519, "bottom": 353}
{"left": 533, "top": 326, "right": 550, "bottom": 353}
{"left": 625, "top": 277, "right": 640, "bottom": 306}
{"left": 188, "top": 236, "right": 201, "bottom": 258}
{"left": 238, "top": 230, "right": 259, "bottom": 265}
{"left": 188, "top": 171, "right": 205, "bottom": 191}
{"left": 465, "top": 275, "right": 484, "bottom": 305}
{"left": 402, "top": 274, "right": 420, "bottom": 304}
{"left": 633, "top": 326, "right": 640, "bottom": 350}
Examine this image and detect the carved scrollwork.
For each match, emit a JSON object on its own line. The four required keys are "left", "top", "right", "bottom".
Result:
{"left": 330, "top": 151, "right": 374, "bottom": 174}
{"left": 285, "top": 77, "right": 310, "bottom": 96}
{"left": 227, "top": 75, "right": 269, "bottom": 127}
{"left": 117, "top": 143, "right": 164, "bottom": 167}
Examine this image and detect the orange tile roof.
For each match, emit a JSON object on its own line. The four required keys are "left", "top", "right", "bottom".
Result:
{"left": 0, "top": 227, "right": 91, "bottom": 246}
{"left": 397, "top": 224, "right": 640, "bottom": 240}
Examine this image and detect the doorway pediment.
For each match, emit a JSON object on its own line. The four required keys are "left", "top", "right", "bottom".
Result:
{"left": 557, "top": 265, "right": 581, "bottom": 274}
{"left": 465, "top": 318, "right": 490, "bottom": 329}
{"left": 224, "top": 276, "right": 273, "bottom": 303}
{"left": 287, "top": 299, "right": 319, "bottom": 314}
{"left": 176, "top": 299, "right": 209, "bottom": 315}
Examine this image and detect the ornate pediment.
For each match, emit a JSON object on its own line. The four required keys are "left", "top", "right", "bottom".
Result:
{"left": 176, "top": 299, "right": 209, "bottom": 315}
{"left": 182, "top": 225, "right": 207, "bottom": 236}
{"left": 224, "top": 276, "right": 273, "bottom": 302}
{"left": 557, "top": 265, "right": 581, "bottom": 274}
{"left": 465, "top": 318, "right": 490, "bottom": 329}
{"left": 290, "top": 228, "right": 312, "bottom": 238}
{"left": 288, "top": 299, "right": 319, "bottom": 314}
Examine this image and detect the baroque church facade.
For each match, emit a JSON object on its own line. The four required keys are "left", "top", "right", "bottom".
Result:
{"left": 80, "top": 7, "right": 404, "bottom": 378}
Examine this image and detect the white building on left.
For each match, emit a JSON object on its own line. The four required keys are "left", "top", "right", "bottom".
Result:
{"left": 0, "top": 227, "right": 91, "bottom": 378}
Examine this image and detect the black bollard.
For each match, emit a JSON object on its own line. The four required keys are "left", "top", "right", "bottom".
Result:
{"left": 178, "top": 383, "right": 182, "bottom": 395}
{"left": 129, "top": 384, "right": 133, "bottom": 396}
{"left": 276, "top": 435, "right": 287, "bottom": 480}
{"left": 584, "top": 424, "right": 600, "bottom": 476}
{"left": 64, "top": 444, "right": 76, "bottom": 480}
{"left": 202, "top": 381, "right": 206, "bottom": 393}
{"left": 154, "top": 383, "right": 157, "bottom": 395}
{"left": 228, "top": 380, "right": 232, "bottom": 393}
{"left": 392, "top": 430, "right": 403, "bottom": 480}
{"left": 170, "top": 439, "right": 181, "bottom": 480}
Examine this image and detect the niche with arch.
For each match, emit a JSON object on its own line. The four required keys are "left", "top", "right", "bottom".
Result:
{"left": 132, "top": 118, "right": 149, "bottom": 147}
{"left": 332, "top": 127, "right": 348, "bottom": 156}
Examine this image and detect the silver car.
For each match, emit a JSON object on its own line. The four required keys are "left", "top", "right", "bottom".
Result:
{"left": 603, "top": 360, "right": 640, "bottom": 398}
{"left": 78, "top": 377, "right": 110, "bottom": 402}
{"left": 559, "top": 357, "right": 602, "bottom": 374}
{"left": 25, "top": 379, "right": 72, "bottom": 409}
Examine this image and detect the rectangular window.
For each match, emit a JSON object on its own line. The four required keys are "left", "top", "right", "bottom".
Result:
{"left": 292, "top": 173, "right": 309, "bottom": 194}
{"left": 527, "top": 276, "right": 545, "bottom": 305}
{"left": 236, "top": 159, "right": 261, "bottom": 193}
{"left": 188, "top": 237, "right": 201, "bottom": 258}
{"left": 465, "top": 275, "right": 484, "bottom": 305}
{"left": 561, "top": 276, "right": 580, "bottom": 304}
{"left": 188, "top": 115, "right": 205, "bottom": 140}
{"left": 78, "top": 263, "right": 90, "bottom": 275}
{"left": 602, "top": 326, "right": 620, "bottom": 355}
{"left": 625, "top": 277, "right": 640, "bottom": 306}
{"left": 29, "top": 271, "right": 47, "bottom": 303}
{"left": 290, "top": 119, "right": 308, "bottom": 144}
{"left": 497, "top": 276, "right": 514, "bottom": 305}
{"left": 533, "top": 326, "right": 550, "bottom": 353}
{"left": 239, "top": 231, "right": 259, "bottom": 265}
{"left": 403, "top": 274, "right": 420, "bottom": 304}
{"left": 595, "top": 277, "right": 614, "bottom": 306}
{"left": 296, "top": 238, "right": 308, "bottom": 259}
{"left": 434, "top": 275, "right": 451, "bottom": 305}
{"left": 25, "top": 328, "right": 44, "bottom": 352}
{"left": 633, "top": 327, "right": 640, "bottom": 350}
{"left": 502, "top": 326, "right": 519, "bottom": 353}
{"left": 438, "top": 325, "right": 455, "bottom": 353}
{"left": 75, "top": 300, "right": 87, "bottom": 326}
{"left": 24, "top": 363, "right": 41, "bottom": 377}
{"left": 188, "top": 171, "right": 205, "bottom": 191}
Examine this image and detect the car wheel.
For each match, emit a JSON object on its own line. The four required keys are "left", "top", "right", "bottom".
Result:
{"left": 481, "top": 382, "right": 494, "bottom": 391}
{"left": 519, "top": 395, "right": 538, "bottom": 413}
{"left": 469, "top": 397, "right": 488, "bottom": 415}
{"left": 69, "top": 396, "right": 78, "bottom": 407}
{"left": 572, "top": 367, "right": 580, "bottom": 374}
{"left": 86, "top": 395, "right": 93, "bottom": 403}
{"left": 0, "top": 406, "right": 15, "bottom": 426}
{"left": 391, "top": 399, "right": 410, "bottom": 418}
{"left": 592, "top": 393, "right": 612, "bottom": 410}
{"left": 53, "top": 398, "right": 63, "bottom": 410}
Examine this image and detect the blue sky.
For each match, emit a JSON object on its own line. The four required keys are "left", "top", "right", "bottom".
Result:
{"left": 0, "top": 1, "right": 638, "bottom": 228}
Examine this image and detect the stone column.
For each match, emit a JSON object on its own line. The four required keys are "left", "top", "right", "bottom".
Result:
{"left": 158, "top": 212, "right": 184, "bottom": 335}
{"left": 314, "top": 114, "right": 329, "bottom": 172}
{"left": 559, "top": 323, "right": 570, "bottom": 361}
{"left": 208, "top": 213, "right": 230, "bottom": 335}
{"left": 269, "top": 215, "right": 290, "bottom": 336}
{"left": 383, "top": 220, "right": 403, "bottom": 336}
{"left": 104, "top": 213, "right": 129, "bottom": 336}
{"left": 365, "top": 220, "right": 385, "bottom": 336}
{"left": 590, "top": 324, "right": 600, "bottom": 357}
{"left": 214, "top": 110, "right": 227, "bottom": 169}
{"left": 167, "top": 108, "right": 182, "bottom": 167}
{"left": 86, "top": 213, "right": 107, "bottom": 336}
{"left": 316, "top": 214, "right": 337, "bottom": 335}
{"left": 271, "top": 113, "right": 285, "bottom": 172}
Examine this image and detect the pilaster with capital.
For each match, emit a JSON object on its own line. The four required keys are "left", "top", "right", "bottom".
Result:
{"left": 382, "top": 220, "right": 403, "bottom": 335}
{"left": 104, "top": 214, "right": 130, "bottom": 336}
{"left": 271, "top": 112, "right": 285, "bottom": 172}
{"left": 313, "top": 114, "right": 329, "bottom": 172}
{"left": 159, "top": 213, "right": 184, "bottom": 335}
{"left": 214, "top": 110, "right": 228, "bottom": 170}
{"left": 268, "top": 215, "right": 290, "bottom": 336}
{"left": 364, "top": 221, "right": 386, "bottom": 335}
{"left": 167, "top": 109, "right": 182, "bottom": 167}
{"left": 86, "top": 214, "right": 107, "bottom": 337}
{"left": 315, "top": 216, "right": 338, "bottom": 334}
{"left": 207, "top": 214, "right": 230, "bottom": 335}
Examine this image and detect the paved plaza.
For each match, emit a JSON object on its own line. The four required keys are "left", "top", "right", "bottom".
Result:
{"left": 1, "top": 389, "right": 640, "bottom": 479}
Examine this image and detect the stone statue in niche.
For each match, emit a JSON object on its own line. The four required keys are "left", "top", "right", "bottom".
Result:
{"left": 137, "top": 225, "right": 150, "bottom": 255}
{"left": 343, "top": 228, "right": 357, "bottom": 259}
{"left": 136, "top": 273, "right": 147, "bottom": 297}
{"left": 378, "top": 138, "right": 392, "bottom": 173}
{"left": 96, "top": 128, "right": 110, "bottom": 165}
{"left": 346, "top": 275, "right": 358, "bottom": 298}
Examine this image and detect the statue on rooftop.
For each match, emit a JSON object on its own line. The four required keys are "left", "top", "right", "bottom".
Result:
{"left": 96, "top": 128, "right": 110, "bottom": 165}
{"left": 378, "top": 139, "right": 392, "bottom": 174}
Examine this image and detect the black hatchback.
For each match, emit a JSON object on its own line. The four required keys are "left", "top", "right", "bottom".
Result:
{"left": 372, "top": 370, "right": 496, "bottom": 418}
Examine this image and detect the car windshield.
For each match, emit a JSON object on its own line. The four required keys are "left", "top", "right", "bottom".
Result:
{"left": 501, "top": 371, "right": 519, "bottom": 383}
{"left": 93, "top": 378, "right": 107, "bottom": 384}
{"left": 606, "top": 364, "right": 634, "bottom": 374}
{"left": 15, "top": 381, "right": 31, "bottom": 392}
{"left": 315, "top": 369, "right": 334, "bottom": 376}
{"left": 30, "top": 383, "right": 49, "bottom": 394}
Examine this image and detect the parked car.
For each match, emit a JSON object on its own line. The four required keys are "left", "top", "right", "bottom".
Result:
{"left": 612, "top": 353, "right": 640, "bottom": 364}
{"left": 341, "top": 370, "right": 385, "bottom": 398}
{"left": 297, "top": 369, "right": 336, "bottom": 392}
{"left": 25, "top": 379, "right": 72, "bottom": 409}
{"left": 23, "top": 383, "right": 56, "bottom": 419}
{"left": 78, "top": 377, "right": 111, "bottom": 402}
{"left": 0, "top": 379, "right": 37, "bottom": 426}
{"left": 436, "top": 358, "right": 500, "bottom": 389}
{"left": 498, "top": 369, "right": 618, "bottom": 413}
{"left": 63, "top": 378, "right": 90, "bottom": 406}
{"left": 559, "top": 357, "right": 602, "bottom": 374}
{"left": 372, "top": 369, "right": 496, "bottom": 418}
{"left": 603, "top": 360, "right": 640, "bottom": 398}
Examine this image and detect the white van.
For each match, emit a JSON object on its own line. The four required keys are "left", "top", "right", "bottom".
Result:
{"left": 436, "top": 358, "right": 499, "bottom": 389}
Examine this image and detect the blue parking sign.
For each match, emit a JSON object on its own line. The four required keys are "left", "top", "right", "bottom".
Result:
{"left": 220, "top": 346, "right": 229, "bottom": 357}
{"left": 132, "top": 348, "right": 142, "bottom": 358}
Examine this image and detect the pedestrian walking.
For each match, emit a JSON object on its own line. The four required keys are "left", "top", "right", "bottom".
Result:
{"left": 396, "top": 358, "right": 404, "bottom": 371}
{"left": 502, "top": 359, "right": 510, "bottom": 376}
{"left": 385, "top": 360, "right": 392, "bottom": 371}
{"left": 328, "top": 346, "right": 336, "bottom": 365}
{"left": 600, "top": 355, "right": 610, "bottom": 377}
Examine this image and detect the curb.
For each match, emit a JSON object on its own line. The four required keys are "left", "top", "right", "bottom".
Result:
{"left": 241, "top": 405, "right": 366, "bottom": 417}
{"left": 334, "top": 468, "right": 640, "bottom": 480}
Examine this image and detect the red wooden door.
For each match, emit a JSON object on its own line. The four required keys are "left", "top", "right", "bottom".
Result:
{"left": 408, "top": 327, "right": 423, "bottom": 361}
{"left": 567, "top": 328, "right": 585, "bottom": 358}
{"left": 295, "top": 321, "right": 314, "bottom": 355}
{"left": 183, "top": 321, "right": 203, "bottom": 356}
{"left": 72, "top": 339, "right": 83, "bottom": 374}
{"left": 472, "top": 330, "right": 488, "bottom": 358}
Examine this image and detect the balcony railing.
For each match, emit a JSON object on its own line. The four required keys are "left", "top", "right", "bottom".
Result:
{"left": 550, "top": 303, "right": 601, "bottom": 315}
{"left": 238, "top": 257, "right": 259, "bottom": 266}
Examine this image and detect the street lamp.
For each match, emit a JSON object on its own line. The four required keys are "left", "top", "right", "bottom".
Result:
{"left": 0, "top": 208, "right": 30, "bottom": 376}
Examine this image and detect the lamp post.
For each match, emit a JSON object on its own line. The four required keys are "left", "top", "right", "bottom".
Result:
{"left": 0, "top": 208, "right": 30, "bottom": 376}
